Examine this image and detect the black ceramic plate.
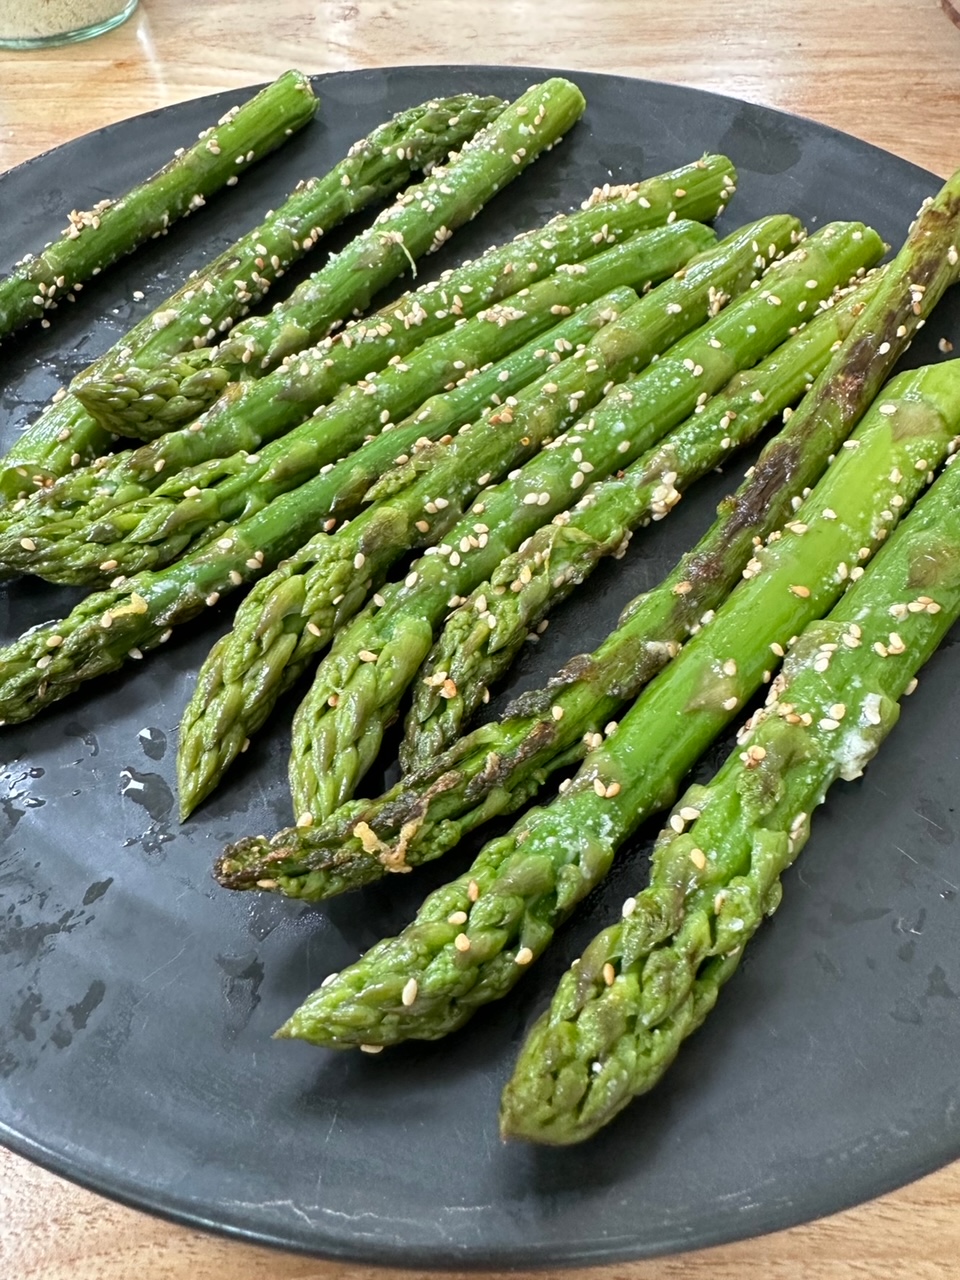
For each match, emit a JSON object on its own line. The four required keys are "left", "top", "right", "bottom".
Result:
{"left": 1, "top": 66, "right": 958, "bottom": 1271}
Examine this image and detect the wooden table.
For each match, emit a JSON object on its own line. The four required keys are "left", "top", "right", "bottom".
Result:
{"left": 2, "top": 1, "right": 959, "bottom": 1275}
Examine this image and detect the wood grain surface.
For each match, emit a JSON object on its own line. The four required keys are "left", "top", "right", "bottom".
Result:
{"left": 2, "top": 1, "right": 959, "bottom": 1275}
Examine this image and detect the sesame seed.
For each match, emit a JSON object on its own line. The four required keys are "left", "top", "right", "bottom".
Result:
{"left": 447, "top": 910, "right": 468, "bottom": 925}
{"left": 602, "top": 962, "right": 616, "bottom": 986}
{"left": 515, "top": 947, "right": 534, "bottom": 965}
{"left": 354, "top": 552, "right": 366, "bottom": 569}
{"left": 551, "top": 705, "right": 564, "bottom": 721}
{"left": 360, "top": 1044, "right": 383, "bottom": 1054}
{"left": 790, "top": 584, "right": 811, "bottom": 598}
{"left": 722, "top": 696, "right": 738, "bottom": 711}
{"left": 468, "top": 880, "right": 480, "bottom": 901}
{"left": 401, "top": 978, "right": 418, "bottom": 1007}
{"left": 689, "top": 848, "right": 707, "bottom": 870}
{"left": 19, "top": 537, "right": 36, "bottom": 552}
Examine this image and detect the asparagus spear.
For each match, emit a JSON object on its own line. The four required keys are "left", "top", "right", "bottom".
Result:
{"left": 288, "top": 217, "right": 875, "bottom": 824}
{"left": 214, "top": 169, "right": 960, "bottom": 900}
{"left": 404, "top": 259, "right": 884, "bottom": 767}
{"left": 275, "top": 361, "right": 960, "bottom": 1049}
{"left": 0, "top": 70, "right": 318, "bottom": 345}
{"left": 500, "top": 446, "right": 960, "bottom": 1145}
{"left": 5, "top": 157, "right": 736, "bottom": 528}
{"left": 179, "top": 215, "right": 797, "bottom": 818}
{"left": 0, "top": 293, "right": 631, "bottom": 727}
{"left": 0, "top": 90, "right": 505, "bottom": 503}
{"left": 1, "top": 222, "right": 715, "bottom": 584}
{"left": 72, "top": 78, "right": 589, "bottom": 437}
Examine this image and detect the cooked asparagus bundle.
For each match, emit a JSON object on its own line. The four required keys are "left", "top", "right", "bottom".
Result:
{"left": 69, "top": 92, "right": 507, "bottom": 439}
{"left": 0, "top": 88, "right": 503, "bottom": 502}
{"left": 1, "top": 222, "right": 714, "bottom": 584}
{"left": 275, "top": 360, "right": 960, "bottom": 1050}
{"left": 217, "top": 172, "right": 960, "bottom": 901}
{"left": 0, "top": 293, "right": 631, "bottom": 727}
{"left": 500, "top": 443, "right": 960, "bottom": 1145}
{"left": 214, "top": 168, "right": 960, "bottom": 901}
{"left": 404, "top": 244, "right": 883, "bottom": 766}
{"left": 179, "top": 215, "right": 797, "bottom": 817}
{"left": 288, "top": 218, "right": 877, "bottom": 824}
{"left": 4, "top": 155, "right": 736, "bottom": 530}
{"left": 73, "top": 78, "right": 588, "bottom": 437}
{"left": 0, "top": 70, "right": 318, "bottom": 344}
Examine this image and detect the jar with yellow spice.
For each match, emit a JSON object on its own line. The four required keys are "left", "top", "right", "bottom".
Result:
{"left": 0, "top": 0, "right": 138, "bottom": 48}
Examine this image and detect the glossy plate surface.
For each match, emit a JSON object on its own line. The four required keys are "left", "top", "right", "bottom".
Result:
{"left": 1, "top": 67, "right": 958, "bottom": 1269}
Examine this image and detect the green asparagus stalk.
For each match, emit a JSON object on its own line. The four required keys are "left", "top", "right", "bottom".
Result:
{"left": 1, "top": 223, "right": 715, "bottom": 584}
{"left": 274, "top": 360, "right": 960, "bottom": 1049}
{"left": 0, "top": 293, "right": 631, "bottom": 727}
{"left": 72, "top": 78, "right": 588, "bottom": 437}
{"left": 0, "top": 70, "right": 318, "bottom": 345}
{"left": 179, "top": 215, "right": 797, "bottom": 818}
{"left": 213, "top": 170, "right": 960, "bottom": 901}
{"left": 0, "top": 89, "right": 504, "bottom": 503}
{"left": 404, "top": 262, "right": 884, "bottom": 767}
{"left": 500, "top": 448, "right": 960, "bottom": 1145}
{"left": 287, "top": 218, "right": 875, "bottom": 824}
{"left": 6, "top": 156, "right": 736, "bottom": 528}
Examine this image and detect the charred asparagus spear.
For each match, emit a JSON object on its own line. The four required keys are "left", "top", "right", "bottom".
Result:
{"left": 179, "top": 215, "right": 797, "bottom": 817}
{"left": 274, "top": 359, "right": 960, "bottom": 1049}
{"left": 1, "top": 222, "right": 715, "bottom": 583}
{"left": 0, "top": 70, "right": 318, "bottom": 344}
{"left": 0, "top": 293, "right": 630, "bottom": 727}
{"left": 404, "top": 259, "right": 883, "bottom": 767}
{"left": 73, "top": 78, "right": 589, "bottom": 437}
{"left": 287, "top": 219, "right": 876, "bottom": 824}
{"left": 4, "top": 155, "right": 736, "bottom": 527}
{"left": 500, "top": 443, "right": 960, "bottom": 1145}
{"left": 213, "top": 170, "right": 960, "bottom": 900}
{"left": 0, "top": 89, "right": 504, "bottom": 502}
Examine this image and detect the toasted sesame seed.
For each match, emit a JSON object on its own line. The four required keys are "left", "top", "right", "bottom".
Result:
{"left": 790, "top": 584, "right": 811, "bottom": 598}
{"left": 401, "top": 978, "right": 419, "bottom": 1006}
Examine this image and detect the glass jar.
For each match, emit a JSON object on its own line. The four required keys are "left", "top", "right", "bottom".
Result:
{"left": 0, "top": 0, "right": 139, "bottom": 49}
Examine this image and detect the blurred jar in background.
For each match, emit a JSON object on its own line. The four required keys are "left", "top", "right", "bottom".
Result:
{"left": 0, "top": 0, "right": 138, "bottom": 48}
